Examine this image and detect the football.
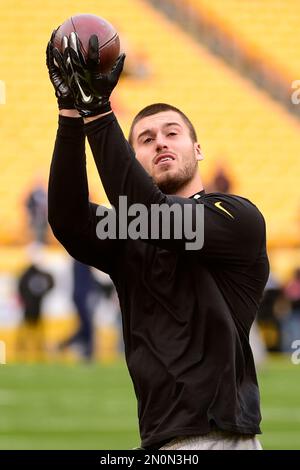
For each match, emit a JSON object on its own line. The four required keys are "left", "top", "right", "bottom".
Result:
{"left": 53, "top": 14, "right": 120, "bottom": 73}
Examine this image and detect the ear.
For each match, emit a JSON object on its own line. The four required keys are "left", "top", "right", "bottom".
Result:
{"left": 194, "top": 143, "right": 204, "bottom": 161}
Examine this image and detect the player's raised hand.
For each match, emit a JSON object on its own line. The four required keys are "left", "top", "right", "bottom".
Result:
{"left": 46, "top": 30, "right": 75, "bottom": 110}
{"left": 63, "top": 32, "right": 126, "bottom": 117}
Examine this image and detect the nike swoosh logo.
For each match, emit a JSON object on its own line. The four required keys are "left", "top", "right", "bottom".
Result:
{"left": 214, "top": 201, "right": 234, "bottom": 219}
{"left": 75, "top": 77, "right": 92, "bottom": 104}
{"left": 68, "top": 34, "right": 93, "bottom": 104}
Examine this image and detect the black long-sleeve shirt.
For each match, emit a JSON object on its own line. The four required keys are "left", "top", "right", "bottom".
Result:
{"left": 48, "top": 114, "right": 269, "bottom": 448}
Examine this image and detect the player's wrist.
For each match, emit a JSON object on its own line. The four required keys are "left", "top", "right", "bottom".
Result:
{"left": 77, "top": 100, "right": 112, "bottom": 119}
{"left": 59, "top": 109, "right": 81, "bottom": 118}
{"left": 83, "top": 110, "right": 113, "bottom": 123}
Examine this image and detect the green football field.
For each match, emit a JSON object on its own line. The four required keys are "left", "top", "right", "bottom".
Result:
{"left": 0, "top": 354, "right": 299, "bottom": 450}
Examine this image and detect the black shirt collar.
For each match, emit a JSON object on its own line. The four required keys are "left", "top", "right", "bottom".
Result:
{"left": 190, "top": 189, "right": 205, "bottom": 200}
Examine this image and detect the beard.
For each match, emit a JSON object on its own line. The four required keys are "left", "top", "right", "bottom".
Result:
{"left": 154, "top": 158, "right": 198, "bottom": 194}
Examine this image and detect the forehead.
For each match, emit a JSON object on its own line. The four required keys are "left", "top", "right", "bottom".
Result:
{"left": 133, "top": 111, "right": 189, "bottom": 140}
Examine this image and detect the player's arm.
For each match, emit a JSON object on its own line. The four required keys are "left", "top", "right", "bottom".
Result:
{"left": 46, "top": 32, "right": 121, "bottom": 274}
{"left": 48, "top": 115, "right": 121, "bottom": 274}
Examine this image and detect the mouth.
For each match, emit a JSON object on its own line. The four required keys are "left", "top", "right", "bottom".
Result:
{"left": 154, "top": 153, "right": 176, "bottom": 165}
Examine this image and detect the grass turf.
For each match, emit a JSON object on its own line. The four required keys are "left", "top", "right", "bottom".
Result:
{"left": 0, "top": 355, "right": 299, "bottom": 449}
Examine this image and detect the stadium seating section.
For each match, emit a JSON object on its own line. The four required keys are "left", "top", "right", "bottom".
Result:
{"left": 189, "top": 0, "right": 300, "bottom": 81}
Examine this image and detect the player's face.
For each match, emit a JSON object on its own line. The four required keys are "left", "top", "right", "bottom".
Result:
{"left": 131, "top": 111, "right": 202, "bottom": 194}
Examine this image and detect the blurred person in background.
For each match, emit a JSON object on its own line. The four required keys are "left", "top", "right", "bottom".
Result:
{"left": 92, "top": 268, "right": 124, "bottom": 356}
{"left": 17, "top": 244, "right": 54, "bottom": 360}
{"left": 208, "top": 163, "right": 232, "bottom": 194}
{"left": 46, "top": 32, "right": 269, "bottom": 450}
{"left": 281, "top": 268, "right": 300, "bottom": 352}
{"left": 57, "top": 259, "right": 96, "bottom": 360}
{"left": 25, "top": 174, "right": 48, "bottom": 244}
{"left": 284, "top": 268, "right": 300, "bottom": 316}
{"left": 257, "top": 271, "right": 286, "bottom": 352}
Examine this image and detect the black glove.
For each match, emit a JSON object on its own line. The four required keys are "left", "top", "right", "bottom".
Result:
{"left": 60, "top": 32, "right": 125, "bottom": 117}
{"left": 46, "top": 30, "right": 75, "bottom": 110}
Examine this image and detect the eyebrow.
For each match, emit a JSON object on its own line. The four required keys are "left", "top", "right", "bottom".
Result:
{"left": 137, "top": 122, "right": 182, "bottom": 142}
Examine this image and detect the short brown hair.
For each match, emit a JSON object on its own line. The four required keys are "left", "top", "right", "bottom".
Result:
{"left": 128, "top": 103, "right": 198, "bottom": 146}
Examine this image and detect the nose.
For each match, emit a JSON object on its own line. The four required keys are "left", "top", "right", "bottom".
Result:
{"left": 155, "top": 133, "right": 168, "bottom": 152}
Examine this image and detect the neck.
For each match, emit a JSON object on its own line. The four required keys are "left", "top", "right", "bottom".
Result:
{"left": 172, "top": 173, "right": 204, "bottom": 198}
